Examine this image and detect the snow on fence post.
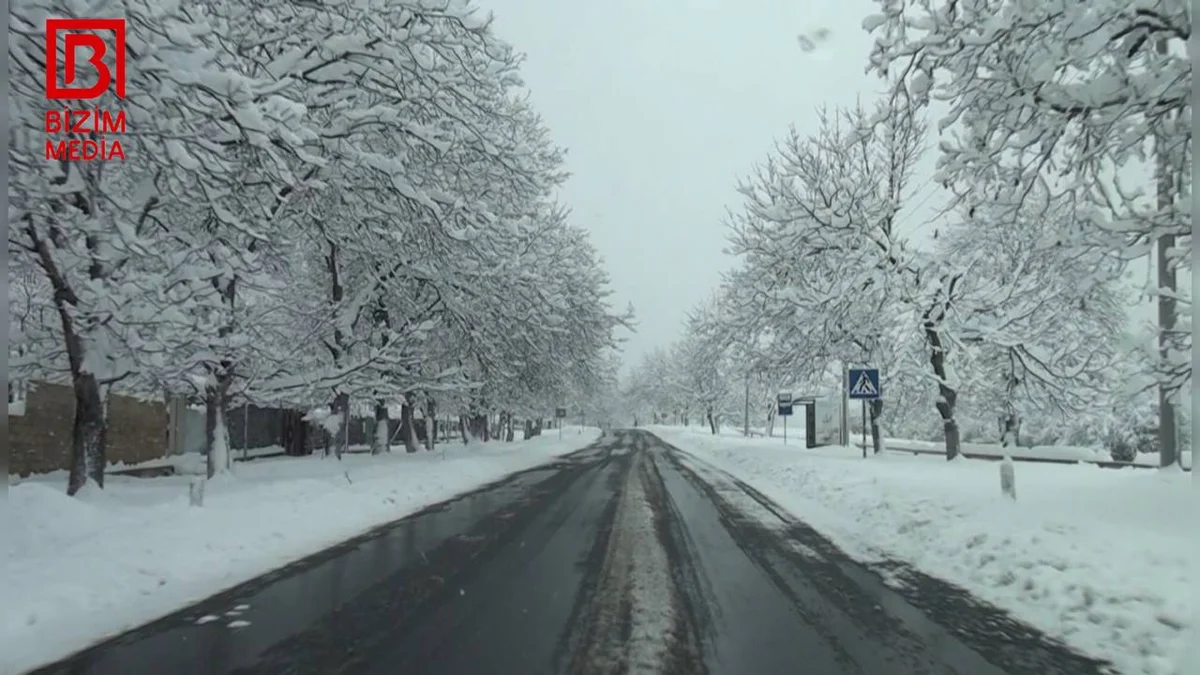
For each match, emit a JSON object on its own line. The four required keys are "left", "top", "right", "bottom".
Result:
{"left": 1000, "top": 455, "right": 1016, "bottom": 500}
{"left": 189, "top": 476, "right": 206, "bottom": 507}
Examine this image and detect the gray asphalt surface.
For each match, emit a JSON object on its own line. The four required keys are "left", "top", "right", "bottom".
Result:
{"left": 32, "top": 430, "right": 1112, "bottom": 675}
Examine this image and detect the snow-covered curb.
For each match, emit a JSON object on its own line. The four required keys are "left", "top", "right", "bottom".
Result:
{"left": 3, "top": 429, "right": 600, "bottom": 675}
{"left": 651, "top": 426, "right": 1194, "bottom": 675}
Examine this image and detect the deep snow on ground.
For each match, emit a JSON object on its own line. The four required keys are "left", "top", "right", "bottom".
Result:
{"left": 652, "top": 425, "right": 1195, "bottom": 675}
{"left": 3, "top": 428, "right": 600, "bottom": 675}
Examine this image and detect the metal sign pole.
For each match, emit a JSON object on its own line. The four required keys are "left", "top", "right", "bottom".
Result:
{"left": 861, "top": 400, "right": 867, "bottom": 458}
{"left": 840, "top": 363, "right": 849, "bottom": 446}
{"left": 784, "top": 415, "right": 787, "bottom": 445}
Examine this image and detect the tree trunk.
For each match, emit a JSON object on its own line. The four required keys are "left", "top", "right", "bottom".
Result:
{"left": 205, "top": 370, "right": 234, "bottom": 478}
{"left": 1000, "top": 411, "right": 1020, "bottom": 447}
{"left": 372, "top": 399, "right": 390, "bottom": 454}
{"left": 868, "top": 399, "right": 884, "bottom": 454}
{"left": 401, "top": 391, "right": 419, "bottom": 453}
{"left": 282, "top": 408, "right": 309, "bottom": 456}
{"left": 329, "top": 391, "right": 350, "bottom": 459}
{"left": 707, "top": 406, "right": 717, "bottom": 434}
{"left": 424, "top": 396, "right": 437, "bottom": 451}
{"left": 469, "top": 412, "right": 489, "bottom": 441}
{"left": 1152, "top": 79, "right": 1180, "bottom": 469}
{"left": 923, "top": 280, "right": 962, "bottom": 460}
{"left": 506, "top": 414, "right": 516, "bottom": 442}
{"left": 43, "top": 259, "right": 108, "bottom": 494}
{"left": 459, "top": 414, "right": 470, "bottom": 444}
{"left": 924, "top": 324, "right": 960, "bottom": 460}
{"left": 68, "top": 372, "right": 107, "bottom": 495}
{"left": 25, "top": 207, "right": 111, "bottom": 494}
{"left": 491, "top": 412, "right": 503, "bottom": 441}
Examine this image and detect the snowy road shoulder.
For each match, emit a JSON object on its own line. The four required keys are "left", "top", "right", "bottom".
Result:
{"left": 2, "top": 429, "right": 600, "bottom": 675}
{"left": 650, "top": 426, "right": 1195, "bottom": 675}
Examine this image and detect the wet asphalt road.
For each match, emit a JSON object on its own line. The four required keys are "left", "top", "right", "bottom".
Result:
{"left": 33, "top": 430, "right": 1111, "bottom": 675}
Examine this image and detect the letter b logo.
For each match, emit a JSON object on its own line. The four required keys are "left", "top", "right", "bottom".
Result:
{"left": 45, "top": 18, "right": 126, "bottom": 100}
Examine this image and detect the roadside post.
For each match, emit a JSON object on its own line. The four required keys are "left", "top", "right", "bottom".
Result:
{"left": 777, "top": 392, "right": 793, "bottom": 445}
{"left": 847, "top": 368, "right": 881, "bottom": 458}
{"left": 555, "top": 406, "right": 566, "bottom": 440}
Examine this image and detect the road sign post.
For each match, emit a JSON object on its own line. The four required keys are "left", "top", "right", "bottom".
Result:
{"left": 847, "top": 368, "right": 881, "bottom": 458}
{"left": 777, "top": 392, "right": 793, "bottom": 445}
{"left": 861, "top": 400, "right": 867, "bottom": 458}
{"left": 555, "top": 406, "right": 566, "bottom": 440}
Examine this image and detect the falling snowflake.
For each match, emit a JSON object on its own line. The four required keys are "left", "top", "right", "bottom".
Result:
{"left": 797, "top": 28, "right": 831, "bottom": 52}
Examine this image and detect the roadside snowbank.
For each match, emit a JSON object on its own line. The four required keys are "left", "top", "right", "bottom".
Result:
{"left": 3, "top": 428, "right": 599, "bottom": 675}
{"left": 652, "top": 425, "right": 1194, "bottom": 675}
{"left": 850, "top": 434, "right": 1192, "bottom": 468}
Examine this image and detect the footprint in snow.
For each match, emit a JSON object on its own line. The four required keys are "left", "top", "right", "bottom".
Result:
{"left": 234, "top": 604, "right": 250, "bottom": 611}
{"left": 195, "top": 615, "right": 221, "bottom": 625}
{"left": 228, "top": 620, "right": 251, "bottom": 628}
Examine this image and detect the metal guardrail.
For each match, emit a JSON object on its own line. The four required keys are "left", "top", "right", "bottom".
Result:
{"left": 853, "top": 442, "right": 1191, "bottom": 471}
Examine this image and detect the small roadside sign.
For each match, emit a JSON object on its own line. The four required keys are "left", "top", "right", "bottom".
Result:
{"left": 776, "top": 392, "right": 793, "bottom": 416}
{"left": 555, "top": 407, "right": 567, "bottom": 418}
{"left": 847, "top": 369, "right": 881, "bottom": 400}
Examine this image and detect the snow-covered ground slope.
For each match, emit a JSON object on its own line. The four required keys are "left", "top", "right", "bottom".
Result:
{"left": 651, "top": 425, "right": 1195, "bottom": 675}
{"left": 2, "top": 428, "right": 600, "bottom": 675}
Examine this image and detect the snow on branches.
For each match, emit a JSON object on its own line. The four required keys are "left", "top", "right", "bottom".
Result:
{"left": 9, "top": 0, "right": 625, "bottom": 490}
{"left": 634, "top": 2, "right": 1185, "bottom": 460}
{"left": 865, "top": 0, "right": 1190, "bottom": 464}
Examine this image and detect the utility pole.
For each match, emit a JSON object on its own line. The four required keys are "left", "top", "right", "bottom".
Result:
{"left": 743, "top": 374, "right": 750, "bottom": 437}
{"left": 1154, "top": 37, "right": 1178, "bottom": 468}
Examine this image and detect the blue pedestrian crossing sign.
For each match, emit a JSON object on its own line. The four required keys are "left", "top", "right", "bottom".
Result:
{"left": 847, "top": 368, "right": 881, "bottom": 400}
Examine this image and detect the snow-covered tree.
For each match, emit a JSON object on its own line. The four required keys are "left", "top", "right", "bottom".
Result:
{"left": 9, "top": 0, "right": 312, "bottom": 491}
{"left": 937, "top": 187, "right": 1130, "bottom": 447}
{"left": 9, "top": 0, "right": 628, "bottom": 493}
{"left": 865, "top": 0, "right": 1191, "bottom": 465}
{"left": 726, "top": 95, "right": 943, "bottom": 454}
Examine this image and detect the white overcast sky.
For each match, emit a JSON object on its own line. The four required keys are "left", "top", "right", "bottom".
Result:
{"left": 477, "top": 0, "right": 1157, "bottom": 370}
{"left": 479, "top": 0, "right": 905, "bottom": 369}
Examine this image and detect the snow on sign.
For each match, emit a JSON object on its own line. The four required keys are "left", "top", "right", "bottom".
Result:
{"left": 847, "top": 368, "right": 880, "bottom": 400}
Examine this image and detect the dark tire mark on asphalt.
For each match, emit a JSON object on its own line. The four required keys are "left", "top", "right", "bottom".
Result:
{"left": 659, "top": 436, "right": 1114, "bottom": 675}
